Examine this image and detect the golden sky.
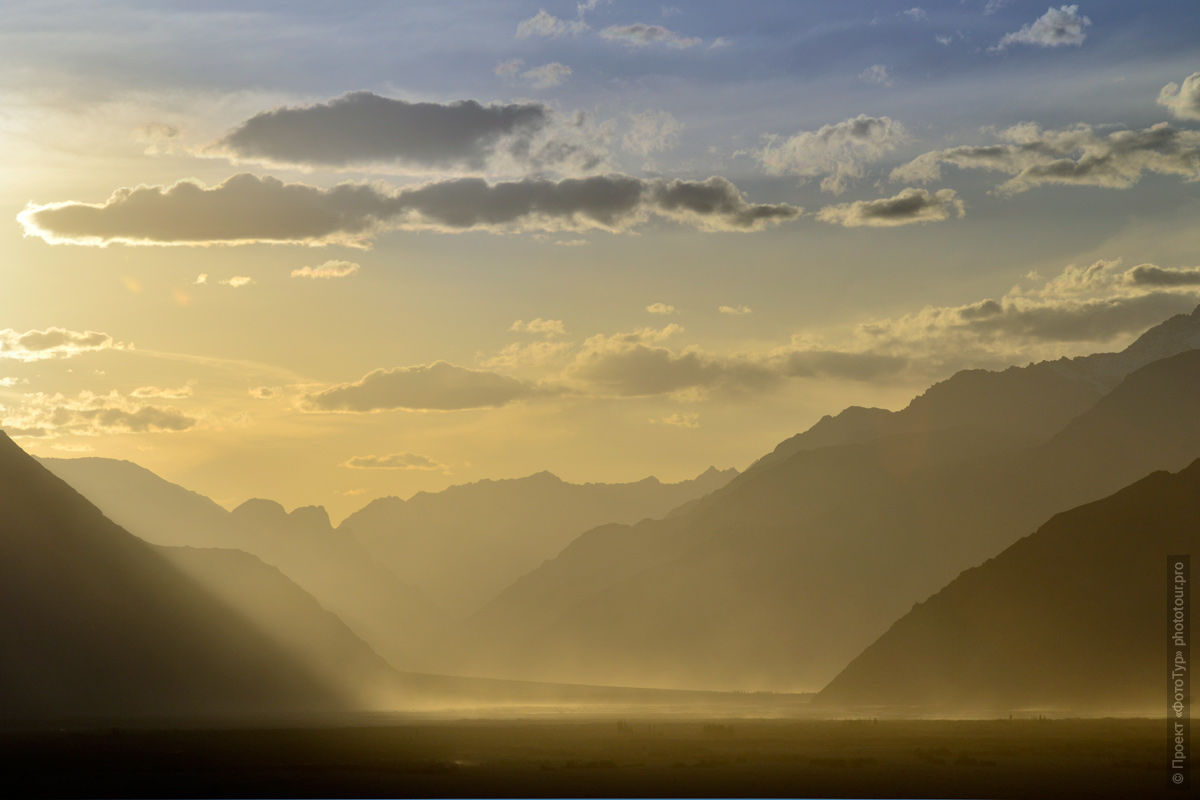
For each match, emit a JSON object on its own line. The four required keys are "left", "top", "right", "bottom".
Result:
{"left": 3, "top": 1, "right": 1200, "bottom": 518}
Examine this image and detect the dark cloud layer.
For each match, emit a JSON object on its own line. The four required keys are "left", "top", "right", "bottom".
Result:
{"left": 305, "top": 361, "right": 536, "bottom": 412}
{"left": 215, "top": 92, "right": 549, "bottom": 169}
{"left": 21, "top": 173, "right": 800, "bottom": 245}
{"left": 817, "top": 187, "right": 963, "bottom": 227}
{"left": 1128, "top": 264, "right": 1200, "bottom": 287}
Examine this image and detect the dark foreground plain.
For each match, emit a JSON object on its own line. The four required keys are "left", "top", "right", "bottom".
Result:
{"left": 1, "top": 717, "right": 1188, "bottom": 799}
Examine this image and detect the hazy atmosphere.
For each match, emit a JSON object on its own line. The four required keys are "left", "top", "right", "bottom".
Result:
{"left": 2, "top": 2, "right": 1198, "bottom": 798}
{"left": 3, "top": 1, "right": 1199, "bottom": 518}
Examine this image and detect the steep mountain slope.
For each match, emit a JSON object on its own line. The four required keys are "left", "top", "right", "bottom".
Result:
{"left": 39, "top": 458, "right": 443, "bottom": 670}
{"left": 455, "top": 347, "right": 1200, "bottom": 692}
{"left": 817, "top": 460, "right": 1200, "bottom": 713}
{"left": 0, "top": 432, "right": 356, "bottom": 720}
{"left": 340, "top": 466, "right": 736, "bottom": 615}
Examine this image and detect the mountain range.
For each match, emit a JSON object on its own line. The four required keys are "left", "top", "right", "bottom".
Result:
{"left": 15, "top": 303, "right": 1200, "bottom": 709}
{"left": 445, "top": 307, "right": 1200, "bottom": 691}
{"left": 0, "top": 431, "right": 393, "bottom": 720}
{"left": 342, "top": 466, "right": 737, "bottom": 615}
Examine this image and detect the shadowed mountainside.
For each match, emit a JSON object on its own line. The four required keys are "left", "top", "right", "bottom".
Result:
{"left": 817, "top": 459, "right": 1200, "bottom": 714}
{"left": 0, "top": 431, "right": 362, "bottom": 721}
{"left": 451, "top": 317, "right": 1200, "bottom": 692}
{"left": 336, "top": 466, "right": 737, "bottom": 616}
{"left": 38, "top": 458, "right": 443, "bottom": 670}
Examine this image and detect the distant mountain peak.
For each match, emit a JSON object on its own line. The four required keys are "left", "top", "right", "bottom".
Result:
{"left": 289, "top": 504, "right": 332, "bottom": 531}
{"left": 231, "top": 497, "right": 288, "bottom": 524}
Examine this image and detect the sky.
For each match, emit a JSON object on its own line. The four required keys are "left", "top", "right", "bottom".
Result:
{"left": 2, "top": 0, "right": 1200, "bottom": 519}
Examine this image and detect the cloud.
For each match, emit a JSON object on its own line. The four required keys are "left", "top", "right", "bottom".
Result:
{"left": 901, "top": 8, "right": 927, "bottom": 21}
{"left": 858, "top": 64, "right": 893, "bottom": 87}
{"left": 756, "top": 114, "right": 906, "bottom": 194}
{"left": 600, "top": 23, "right": 701, "bottom": 48}
{"left": 1, "top": 390, "right": 196, "bottom": 438}
{"left": 20, "top": 173, "right": 800, "bottom": 246}
{"left": 866, "top": 291, "right": 1196, "bottom": 347}
{"left": 304, "top": 361, "right": 538, "bottom": 412}
{"left": 0, "top": 328, "right": 123, "bottom": 362}
{"left": 993, "top": 5, "right": 1091, "bottom": 51}
{"left": 718, "top": 305, "right": 752, "bottom": 315}
{"left": 1029, "top": 259, "right": 1200, "bottom": 294}
{"left": 220, "top": 276, "right": 253, "bottom": 287}
{"left": 194, "top": 273, "right": 208, "bottom": 284}
{"left": 570, "top": 338, "right": 779, "bottom": 397}
{"left": 510, "top": 318, "right": 566, "bottom": 336}
{"left": 623, "top": 110, "right": 683, "bottom": 156}
{"left": 857, "top": 261, "right": 1200, "bottom": 368}
{"left": 1158, "top": 72, "right": 1200, "bottom": 121}
{"left": 291, "top": 260, "right": 360, "bottom": 279}
{"left": 494, "top": 59, "right": 523, "bottom": 78}
{"left": 516, "top": 10, "right": 589, "bottom": 37}
{"left": 495, "top": 60, "right": 574, "bottom": 89}
{"left": 567, "top": 324, "right": 903, "bottom": 397}
{"left": 480, "top": 340, "right": 575, "bottom": 369}
{"left": 652, "top": 412, "right": 699, "bottom": 428}
{"left": 817, "top": 187, "right": 964, "bottom": 227}
{"left": 130, "top": 384, "right": 193, "bottom": 399}
{"left": 248, "top": 386, "right": 276, "bottom": 399}
{"left": 19, "top": 174, "right": 400, "bottom": 247}
{"left": 1126, "top": 264, "right": 1200, "bottom": 287}
{"left": 134, "top": 122, "right": 180, "bottom": 155}
{"left": 521, "top": 62, "right": 573, "bottom": 89}
{"left": 210, "top": 92, "right": 552, "bottom": 171}
{"left": 342, "top": 452, "right": 445, "bottom": 471}
{"left": 891, "top": 122, "right": 1200, "bottom": 193}
{"left": 646, "top": 302, "right": 676, "bottom": 314}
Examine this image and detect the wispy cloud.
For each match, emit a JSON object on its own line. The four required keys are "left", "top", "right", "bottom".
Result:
{"left": 992, "top": 5, "right": 1091, "bottom": 51}
{"left": 342, "top": 452, "right": 446, "bottom": 471}
{"left": 892, "top": 122, "right": 1200, "bottom": 194}
{"left": 600, "top": 23, "right": 701, "bottom": 48}
{"left": 756, "top": 115, "right": 906, "bottom": 194}
{"left": 291, "top": 260, "right": 360, "bottom": 279}
{"left": 516, "top": 9, "right": 589, "bottom": 38}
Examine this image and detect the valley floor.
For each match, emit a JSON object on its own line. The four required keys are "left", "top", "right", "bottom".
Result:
{"left": 1, "top": 717, "right": 1187, "bottom": 799}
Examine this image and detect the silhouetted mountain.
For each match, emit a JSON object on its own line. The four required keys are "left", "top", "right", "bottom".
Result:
{"left": 759, "top": 304, "right": 1200, "bottom": 468}
{"left": 39, "top": 457, "right": 443, "bottom": 671}
{"left": 817, "top": 460, "right": 1200, "bottom": 714}
{"left": 340, "top": 466, "right": 737, "bottom": 615}
{"left": 455, "top": 339, "right": 1200, "bottom": 692}
{"left": 0, "top": 432, "right": 357, "bottom": 721}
